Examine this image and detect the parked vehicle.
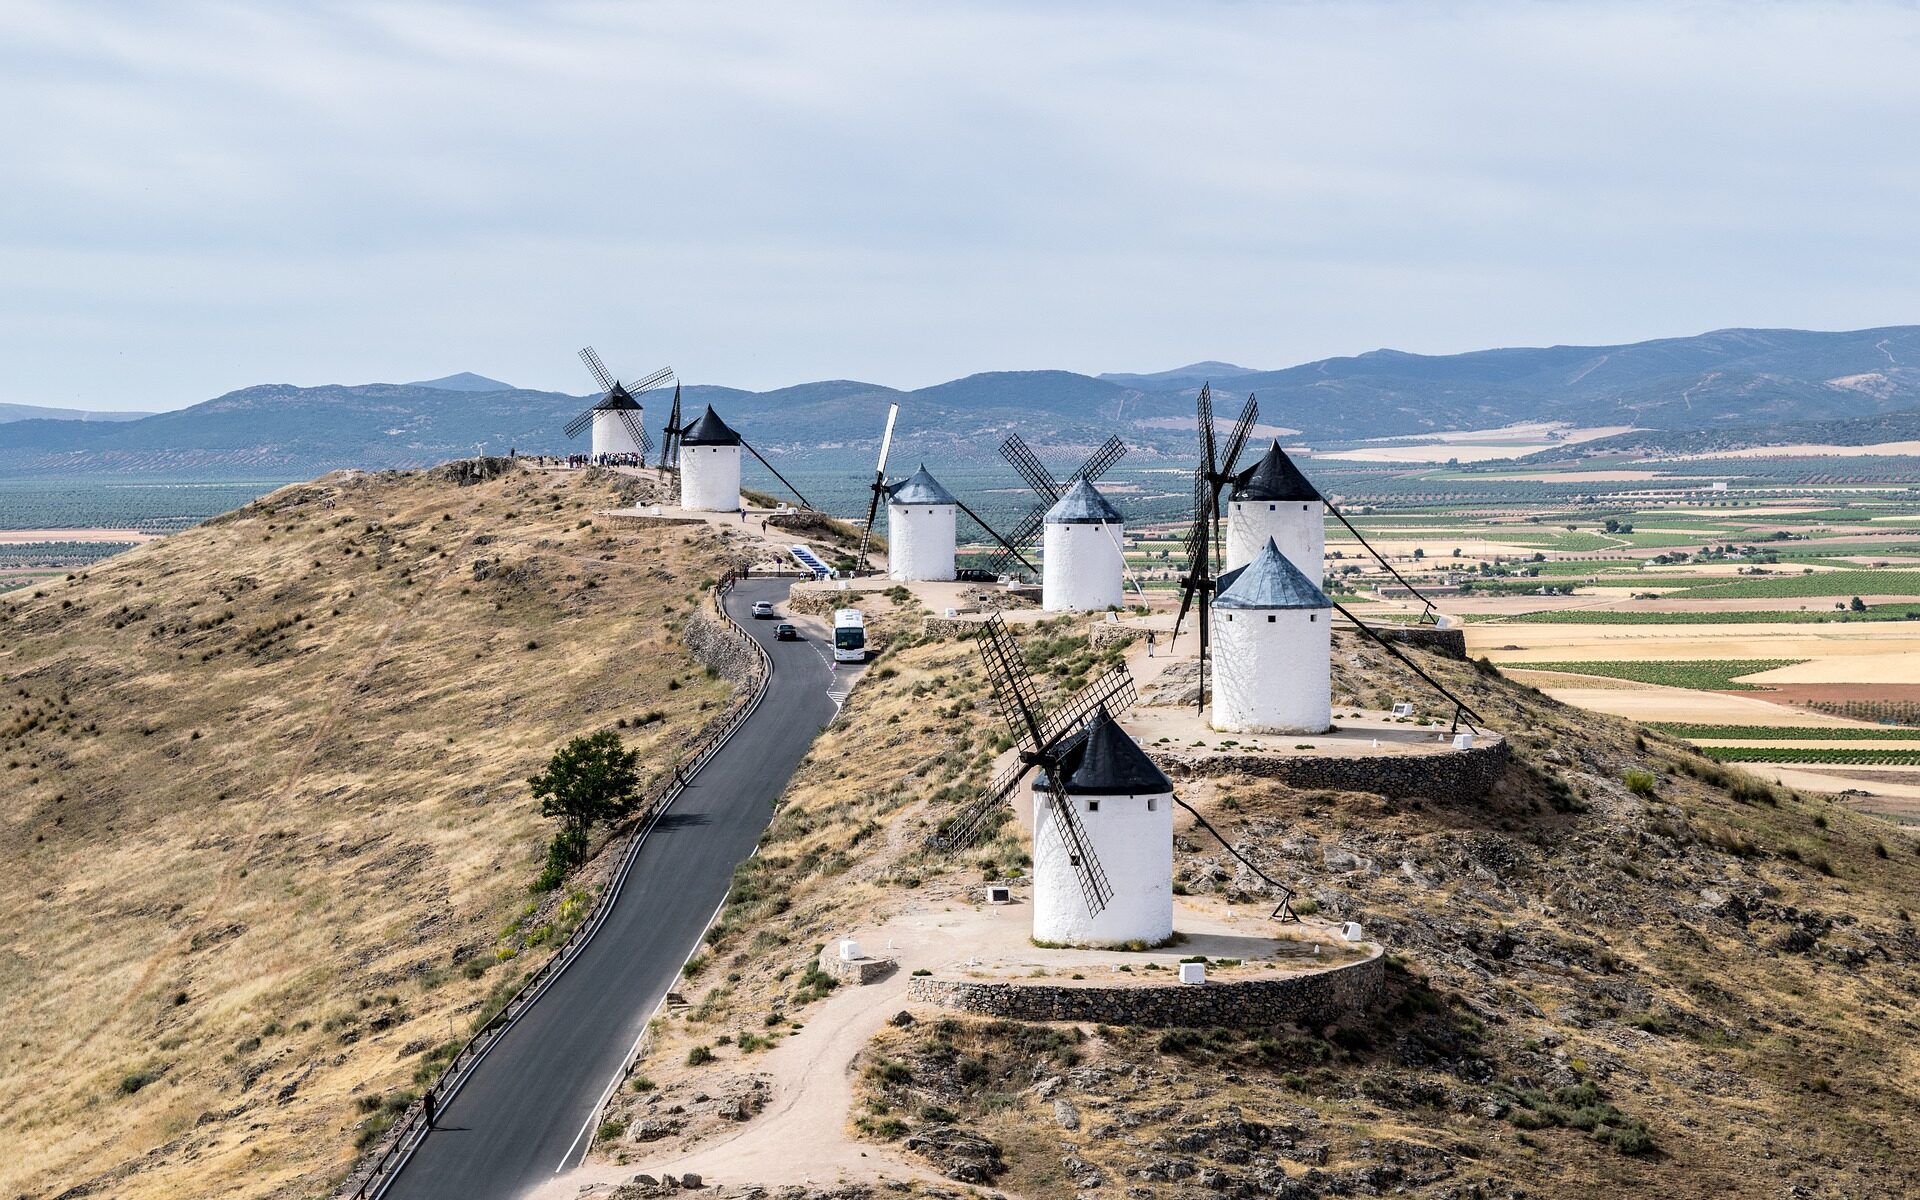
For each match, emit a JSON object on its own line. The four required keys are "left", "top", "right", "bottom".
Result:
{"left": 832, "top": 608, "right": 866, "bottom": 661}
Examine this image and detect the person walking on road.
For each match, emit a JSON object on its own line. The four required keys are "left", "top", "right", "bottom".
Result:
{"left": 423, "top": 1088, "right": 436, "bottom": 1130}
{"left": 1147, "top": 630, "right": 1157, "bottom": 657}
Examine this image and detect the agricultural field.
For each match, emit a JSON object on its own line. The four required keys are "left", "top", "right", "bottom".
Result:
{"left": 1503, "top": 659, "right": 1802, "bottom": 691}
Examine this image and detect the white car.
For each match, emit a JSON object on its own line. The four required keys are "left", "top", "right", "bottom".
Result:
{"left": 751, "top": 601, "right": 776, "bottom": 619}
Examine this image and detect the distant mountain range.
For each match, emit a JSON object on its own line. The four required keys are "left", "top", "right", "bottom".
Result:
{"left": 0, "top": 402, "right": 152, "bottom": 424}
{"left": 5, "top": 326, "right": 1920, "bottom": 480}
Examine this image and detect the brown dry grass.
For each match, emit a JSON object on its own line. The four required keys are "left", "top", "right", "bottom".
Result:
{"left": 0, "top": 463, "right": 740, "bottom": 1199}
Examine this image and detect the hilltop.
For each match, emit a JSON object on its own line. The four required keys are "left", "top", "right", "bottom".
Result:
{"left": 0, "top": 462, "right": 755, "bottom": 1199}
{"left": 584, "top": 603, "right": 1920, "bottom": 1199}
{"left": 8, "top": 326, "right": 1920, "bottom": 480}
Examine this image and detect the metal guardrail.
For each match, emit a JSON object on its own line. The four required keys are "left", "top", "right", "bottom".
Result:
{"left": 340, "top": 572, "right": 773, "bottom": 1199}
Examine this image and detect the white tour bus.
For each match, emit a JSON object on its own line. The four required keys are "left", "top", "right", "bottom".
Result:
{"left": 832, "top": 608, "right": 867, "bottom": 663}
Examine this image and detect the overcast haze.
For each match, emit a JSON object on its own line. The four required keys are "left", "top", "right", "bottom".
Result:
{"left": 4, "top": 1, "right": 1919, "bottom": 412}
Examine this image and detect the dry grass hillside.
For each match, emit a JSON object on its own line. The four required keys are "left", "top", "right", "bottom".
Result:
{"left": 0, "top": 462, "right": 749, "bottom": 1199}
{"left": 602, "top": 622, "right": 1920, "bottom": 1199}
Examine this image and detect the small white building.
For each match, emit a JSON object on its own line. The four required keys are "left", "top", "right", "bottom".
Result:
{"left": 1226, "top": 440, "right": 1324, "bottom": 578}
{"left": 590, "top": 395, "right": 647, "bottom": 460}
{"left": 679, "top": 406, "right": 743, "bottom": 512}
{"left": 1210, "top": 536, "right": 1333, "bottom": 735}
{"left": 885, "top": 465, "right": 957, "bottom": 582}
{"left": 1032, "top": 706, "right": 1174, "bottom": 947}
{"left": 1042, "top": 478, "right": 1125, "bottom": 613}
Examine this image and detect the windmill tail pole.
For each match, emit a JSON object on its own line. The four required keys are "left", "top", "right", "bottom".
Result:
{"left": 1171, "top": 797, "right": 1297, "bottom": 922}
{"left": 1326, "top": 597, "right": 1484, "bottom": 733}
{"left": 1324, "top": 499, "right": 1437, "bottom": 615}
{"left": 742, "top": 440, "right": 814, "bottom": 510}
{"left": 952, "top": 496, "right": 1038, "bottom": 575}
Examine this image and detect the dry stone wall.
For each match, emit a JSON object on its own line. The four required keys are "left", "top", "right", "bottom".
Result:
{"left": 906, "top": 950, "right": 1383, "bottom": 1028}
{"left": 1163, "top": 737, "right": 1508, "bottom": 804}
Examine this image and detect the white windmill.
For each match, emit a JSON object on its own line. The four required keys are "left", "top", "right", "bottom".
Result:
{"left": 678, "top": 406, "right": 743, "bottom": 511}
{"left": 566, "top": 346, "right": 673, "bottom": 461}
{"left": 850, "top": 404, "right": 1039, "bottom": 580}
{"left": 1042, "top": 479, "right": 1126, "bottom": 613}
{"left": 1210, "top": 537, "right": 1334, "bottom": 734}
{"left": 1227, "top": 440, "right": 1325, "bottom": 576}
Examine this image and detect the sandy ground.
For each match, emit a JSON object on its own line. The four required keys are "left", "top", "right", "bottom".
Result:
{"left": 1469, "top": 624, "right": 1920, "bottom": 661}
{"left": 1532, "top": 686, "right": 1850, "bottom": 726}
{"left": 1311, "top": 423, "right": 1635, "bottom": 463}
{"left": 1741, "top": 653, "right": 1920, "bottom": 685}
{"left": 532, "top": 891, "right": 1361, "bottom": 1200}
{"left": 0, "top": 527, "right": 157, "bottom": 543}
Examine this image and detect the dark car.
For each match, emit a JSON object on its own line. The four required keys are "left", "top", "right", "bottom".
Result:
{"left": 775, "top": 623, "right": 800, "bottom": 641}
{"left": 956, "top": 567, "right": 998, "bottom": 583}
{"left": 751, "top": 600, "right": 776, "bottom": 619}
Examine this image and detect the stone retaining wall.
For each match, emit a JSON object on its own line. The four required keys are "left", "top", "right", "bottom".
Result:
{"left": 1163, "top": 737, "right": 1508, "bottom": 803}
{"left": 1370, "top": 625, "right": 1467, "bottom": 659}
{"left": 819, "top": 952, "right": 897, "bottom": 986}
{"left": 683, "top": 606, "right": 760, "bottom": 683}
{"left": 906, "top": 950, "right": 1383, "bottom": 1028}
{"left": 1088, "top": 622, "right": 1140, "bottom": 650}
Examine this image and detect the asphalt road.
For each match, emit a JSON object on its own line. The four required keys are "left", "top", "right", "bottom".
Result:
{"left": 382, "top": 579, "right": 837, "bottom": 1200}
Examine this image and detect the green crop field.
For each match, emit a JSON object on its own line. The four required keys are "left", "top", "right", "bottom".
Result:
{"left": 1650, "top": 723, "right": 1920, "bottom": 741}
{"left": 1668, "top": 570, "right": 1920, "bottom": 600}
{"left": 1486, "top": 605, "right": 1920, "bottom": 625}
{"left": 1503, "top": 659, "right": 1802, "bottom": 690}
{"left": 1702, "top": 746, "right": 1920, "bottom": 766}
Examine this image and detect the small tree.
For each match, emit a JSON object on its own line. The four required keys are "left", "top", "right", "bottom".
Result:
{"left": 1850, "top": 596, "right": 1868, "bottom": 613}
{"left": 530, "top": 730, "right": 642, "bottom": 880}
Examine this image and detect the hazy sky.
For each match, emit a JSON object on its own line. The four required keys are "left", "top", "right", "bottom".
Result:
{"left": 4, "top": 1, "right": 1919, "bottom": 412}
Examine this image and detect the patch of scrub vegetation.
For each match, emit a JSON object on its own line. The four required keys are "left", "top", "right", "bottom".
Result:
{"left": 1504, "top": 659, "right": 1801, "bottom": 690}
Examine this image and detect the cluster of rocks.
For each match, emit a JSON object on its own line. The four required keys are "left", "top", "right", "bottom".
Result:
{"left": 901, "top": 1123, "right": 1005, "bottom": 1183}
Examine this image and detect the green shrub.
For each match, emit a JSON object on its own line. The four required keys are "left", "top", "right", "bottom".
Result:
{"left": 1623, "top": 769, "right": 1657, "bottom": 798}
{"left": 686, "top": 1044, "right": 715, "bottom": 1066}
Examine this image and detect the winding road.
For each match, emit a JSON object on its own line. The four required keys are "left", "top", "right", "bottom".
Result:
{"left": 380, "top": 579, "right": 838, "bottom": 1200}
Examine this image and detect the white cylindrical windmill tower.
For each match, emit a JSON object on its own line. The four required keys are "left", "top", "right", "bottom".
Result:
{"left": 1227, "top": 440, "right": 1324, "bottom": 579}
{"left": 1210, "top": 536, "right": 1333, "bottom": 734}
{"left": 1032, "top": 707, "right": 1175, "bottom": 947}
{"left": 679, "top": 405, "right": 743, "bottom": 512}
{"left": 590, "top": 394, "right": 646, "bottom": 460}
{"left": 885, "top": 465, "right": 958, "bottom": 582}
{"left": 1042, "top": 478, "right": 1125, "bottom": 612}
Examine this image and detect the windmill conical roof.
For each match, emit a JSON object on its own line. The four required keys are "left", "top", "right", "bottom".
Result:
{"left": 1232, "top": 440, "right": 1320, "bottom": 502}
{"left": 1035, "top": 706, "right": 1173, "bottom": 796}
{"left": 1044, "top": 477, "right": 1123, "bottom": 525}
{"left": 681, "top": 405, "right": 741, "bottom": 446}
{"left": 596, "top": 386, "right": 642, "bottom": 411}
{"left": 887, "top": 464, "right": 957, "bottom": 506}
{"left": 1213, "top": 537, "right": 1331, "bottom": 610}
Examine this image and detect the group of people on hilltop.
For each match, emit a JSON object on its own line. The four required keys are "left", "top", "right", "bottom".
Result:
{"left": 510, "top": 452, "right": 647, "bottom": 469}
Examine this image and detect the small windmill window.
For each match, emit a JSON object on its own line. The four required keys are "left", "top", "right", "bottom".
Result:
{"left": 1267, "top": 614, "right": 1276, "bottom": 623}
{"left": 1070, "top": 854, "right": 1081, "bottom": 866}
{"left": 1268, "top": 503, "right": 1276, "bottom": 511}
{"left": 1146, "top": 797, "right": 1157, "bottom": 811}
{"left": 1310, "top": 613, "right": 1317, "bottom": 622}
{"left": 1087, "top": 799, "right": 1100, "bottom": 812}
